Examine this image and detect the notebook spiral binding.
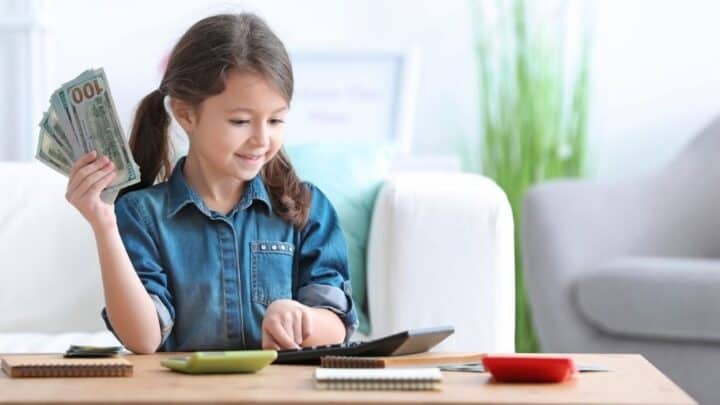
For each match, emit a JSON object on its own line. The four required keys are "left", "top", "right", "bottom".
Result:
{"left": 320, "top": 356, "right": 385, "bottom": 368}
{"left": 315, "top": 380, "right": 442, "bottom": 391}
{"left": 3, "top": 361, "right": 133, "bottom": 378}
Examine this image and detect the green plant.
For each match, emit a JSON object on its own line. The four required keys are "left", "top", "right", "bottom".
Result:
{"left": 466, "top": 0, "right": 590, "bottom": 352}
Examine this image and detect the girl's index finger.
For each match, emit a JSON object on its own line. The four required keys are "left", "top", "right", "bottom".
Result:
{"left": 270, "top": 320, "right": 299, "bottom": 349}
{"left": 70, "top": 150, "right": 98, "bottom": 175}
{"left": 301, "top": 309, "right": 313, "bottom": 340}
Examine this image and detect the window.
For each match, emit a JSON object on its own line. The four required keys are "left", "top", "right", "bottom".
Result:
{"left": 0, "top": 0, "right": 48, "bottom": 161}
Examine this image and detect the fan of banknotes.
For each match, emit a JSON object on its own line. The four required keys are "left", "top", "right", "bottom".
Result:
{"left": 35, "top": 68, "right": 141, "bottom": 203}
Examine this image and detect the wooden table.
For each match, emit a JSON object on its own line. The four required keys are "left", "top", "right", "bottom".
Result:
{"left": 0, "top": 353, "right": 696, "bottom": 404}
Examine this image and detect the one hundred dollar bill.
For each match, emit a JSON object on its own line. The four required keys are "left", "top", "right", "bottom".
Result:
{"left": 37, "top": 68, "right": 141, "bottom": 201}
{"left": 39, "top": 110, "right": 74, "bottom": 160}
{"left": 49, "top": 89, "right": 83, "bottom": 158}
{"left": 36, "top": 127, "right": 72, "bottom": 176}
{"left": 61, "top": 68, "right": 140, "bottom": 189}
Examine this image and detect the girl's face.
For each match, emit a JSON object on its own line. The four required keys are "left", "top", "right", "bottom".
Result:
{"left": 178, "top": 69, "right": 288, "bottom": 181}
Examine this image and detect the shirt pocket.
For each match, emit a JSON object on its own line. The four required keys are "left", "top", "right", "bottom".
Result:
{"left": 250, "top": 240, "right": 295, "bottom": 305}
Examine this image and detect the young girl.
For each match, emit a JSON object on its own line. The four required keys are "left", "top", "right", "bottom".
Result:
{"left": 65, "top": 13, "right": 358, "bottom": 354}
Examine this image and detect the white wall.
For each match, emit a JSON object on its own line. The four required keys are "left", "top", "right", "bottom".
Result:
{"left": 2, "top": 0, "right": 719, "bottom": 180}
{"left": 588, "top": 0, "right": 720, "bottom": 179}
{"left": 4, "top": 0, "right": 478, "bottom": 162}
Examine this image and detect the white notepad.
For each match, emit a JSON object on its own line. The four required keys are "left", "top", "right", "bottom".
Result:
{"left": 314, "top": 367, "right": 443, "bottom": 391}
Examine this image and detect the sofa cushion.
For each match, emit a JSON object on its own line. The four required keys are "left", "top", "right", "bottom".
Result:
{"left": 286, "top": 143, "right": 393, "bottom": 334}
{"left": 573, "top": 257, "right": 720, "bottom": 343}
{"left": 0, "top": 162, "right": 106, "bottom": 334}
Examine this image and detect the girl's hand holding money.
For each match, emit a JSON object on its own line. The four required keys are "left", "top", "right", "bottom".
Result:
{"left": 66, "top": 150, "right": 117, "bottom": 231}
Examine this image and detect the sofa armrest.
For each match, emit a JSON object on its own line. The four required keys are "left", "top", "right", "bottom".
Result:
{"left": 0, "top": 162, "right": 105, "bottom": 334}
{"left": 574, "top": 257, "right": 720, "bottom": 343}
{"left": 366, "top": 172, "right": 515, "bottom": 352}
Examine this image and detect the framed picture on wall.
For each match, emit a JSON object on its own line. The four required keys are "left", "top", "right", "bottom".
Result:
{"left": 286, "top": 47, "right": 419, "bottom": 155}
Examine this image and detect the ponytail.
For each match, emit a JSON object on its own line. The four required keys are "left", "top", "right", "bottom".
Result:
{"left": 262, "top": 148, "right": 311, "bottom": 229}
{"left": 118, "top": 89, "right": 170, "bottom": 198}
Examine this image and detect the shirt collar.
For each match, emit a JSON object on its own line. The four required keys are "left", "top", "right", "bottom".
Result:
{"left": 166, "top": 156, "right": 272, "bottom": 218}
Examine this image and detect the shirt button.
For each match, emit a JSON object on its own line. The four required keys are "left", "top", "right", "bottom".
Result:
{"left": 271, "top": 245, "right": 277, "bottom": 250}
{"left": 280, "top": 245, "right": 286, "bottom": 250}
{"left": 261, "top": 244, "right": 267, "bottom": 250}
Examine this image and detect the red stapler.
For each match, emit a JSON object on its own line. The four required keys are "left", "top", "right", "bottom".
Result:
{"left": 481, "top": 354, "right": 576, "bottom": 383}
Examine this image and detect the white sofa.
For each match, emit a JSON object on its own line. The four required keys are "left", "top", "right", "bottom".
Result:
{"left": 0, "top": 162, "right": 515, "bottom": 354}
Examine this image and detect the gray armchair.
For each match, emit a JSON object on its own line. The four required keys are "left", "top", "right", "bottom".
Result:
{"left": 522, "top": 116, "right": 720, "bottom": 404}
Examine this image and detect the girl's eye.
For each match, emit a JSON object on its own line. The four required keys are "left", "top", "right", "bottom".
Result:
{"left": 229, "top": 119, "right": 284, "bottom": 126}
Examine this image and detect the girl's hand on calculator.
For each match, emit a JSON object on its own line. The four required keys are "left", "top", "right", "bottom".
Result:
{"left": 261, "top": 299, "right": 313, "bottom": 350}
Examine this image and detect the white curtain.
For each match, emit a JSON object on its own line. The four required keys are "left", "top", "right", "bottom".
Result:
{"left": 0, "top": 0, "right": 48, "bottom": 161}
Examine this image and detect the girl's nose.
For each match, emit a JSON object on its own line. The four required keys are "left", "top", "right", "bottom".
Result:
{"left": 250, "top": 123, "right": 271, "bottom": 146}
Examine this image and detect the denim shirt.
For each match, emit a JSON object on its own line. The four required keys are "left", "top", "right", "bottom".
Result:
{"left": 101, "top": 157, "right": 358, "bottom": 351}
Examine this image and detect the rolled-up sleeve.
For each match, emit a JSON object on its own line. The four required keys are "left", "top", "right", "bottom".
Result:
{"left": 295, "top": 183, "right": 359, "bottom": 342}
{"left": 100, "top": 194, "right": 175, "bottom": 350}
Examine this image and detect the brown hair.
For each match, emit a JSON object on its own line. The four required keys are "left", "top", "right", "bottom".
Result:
{"left": 121, "top": 13, "right": 310, "bottom": 228}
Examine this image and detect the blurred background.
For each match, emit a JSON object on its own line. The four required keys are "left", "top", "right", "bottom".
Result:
{"left": 2, "top": 0, "right": 720, "bottom": 361}
{"left": 3, "top": 0, "right": 719, "bottom": 178}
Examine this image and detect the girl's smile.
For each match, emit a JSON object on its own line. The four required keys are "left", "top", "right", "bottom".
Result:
{"left": 235, "top": 152, "right": 265, "bottom": 166}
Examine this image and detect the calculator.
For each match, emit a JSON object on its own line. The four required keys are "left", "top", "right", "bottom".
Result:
{"left": 161, "top": 350, "right": 277, "bottom": 374}
{"left": 274, "top": 325, "right": 454, "bottom": 364}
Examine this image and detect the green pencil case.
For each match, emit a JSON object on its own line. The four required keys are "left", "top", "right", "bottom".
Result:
{"left": 161, "top": 350, "right": 277, "bottom": 374}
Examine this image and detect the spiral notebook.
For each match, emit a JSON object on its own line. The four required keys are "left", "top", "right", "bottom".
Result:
{"left": 320, "top": 352, "right": 484, "bottom": 368}
{"left": 314, "top": 367, "right": 442, "bottom": 391}
{"left": 1, "top": 355, "right": 133, "bottom": 378}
